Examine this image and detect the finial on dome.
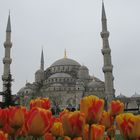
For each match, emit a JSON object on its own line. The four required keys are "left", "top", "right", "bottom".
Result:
{"left": 64, "top": 49, "right": 67, "bottom": 58}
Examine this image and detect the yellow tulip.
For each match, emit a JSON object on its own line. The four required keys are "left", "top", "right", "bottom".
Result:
{"left": 99, "top": 111, "right": 114, "bottom": 130}
{"left": 80, "top": 95, "right": 104, "bottom": 124}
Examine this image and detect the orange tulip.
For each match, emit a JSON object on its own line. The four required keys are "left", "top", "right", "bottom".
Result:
{"left": 26, "top": 107, "right": 52, "bottom": 137}
{"left": 73, "top": 137, "right": 82, "bottom": 140}
{"left": 80, "top": 95, "right": 104, "bottom": 124}
{"left": 64, "top": 136, "right": 71, "bottom": 140}
{"left": 99, "top": 111, "right": 114, "bottom": 130}
{"left": 51, "top": 121, "right": 64, "bottom": 137}
{"left": 30, "top": 97, "right": 51, "bottom": 110}
{"left": 0, "top": 108, "right": 8, "bottom": 128}
{"left": 116, "top": 113, "right": 139, "bottom": 140}
{"left": 0, "top": 131, "right": 7, "bottom": 140}
{"left": 108, "top": 100, "right": 124, "bottom": 116}
{"left": 8, "top": 106, "right": 27, "bottom": 129}
{"left": 83, "top": 124, "right": 89, "bottom": 140}
{"left": 16, "top": 123, "right": 28, "bottom": 137}
{"left": 91, "top": 124, "right": 105, "bottom": 140}
{"left": 2, "top": 123, "right": 16, "bottom": 136}
{"left": 61, "top": 111, "right": 85, "bottom": 138}
{"left": 106, "top": 126, "right": 116, "bottom": 139}
{"left": 59, "top": 109, "right": 69, "bottom": 120}
{"left": 44, "top": 133, "right": 55, "bottom": 140}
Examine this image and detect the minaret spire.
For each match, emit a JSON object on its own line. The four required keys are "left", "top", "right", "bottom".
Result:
{"left": 6, "top": 12, "right": 11, "bottom": 32}
{"left": 100, "top": 1, "right": 115, "bottom": 103}
{"left": 40, "top": 48, "right": 44, "bottom": 70}
{"left": 2, "top": 13, "right": 12, "bottom": 92}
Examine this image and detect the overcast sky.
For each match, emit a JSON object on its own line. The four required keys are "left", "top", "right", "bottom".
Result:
{"left": 0, "top": 0, "right": 140, "bottom": 97}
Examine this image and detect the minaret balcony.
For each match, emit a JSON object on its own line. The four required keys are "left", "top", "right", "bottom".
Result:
{"left": 101, "top": 48, "right": 111, "bottom": 54}
{"left": 3, "top": 58, "right": 12, "bottom": 64}
{"left": 100, "top": 31, "right": 109, "bottom": 38}
{"left": 102, "top": 66, "right": 113, "bottom": 73}
{"left": 4, "top": 42, "right": 12, "bottom": 48}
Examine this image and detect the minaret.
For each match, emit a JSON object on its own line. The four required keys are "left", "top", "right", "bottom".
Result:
{"left": 2, "top": 13, "right": 12, "bottom": 92}
{"left": 40, "top": 49, "right": 44, "bottom": 70}
{"left": 100, "top": 1, "right": 115, "bottom": 102}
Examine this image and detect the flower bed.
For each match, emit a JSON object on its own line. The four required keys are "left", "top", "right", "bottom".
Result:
{"left": 0, "top": 95, "right": 140, "bottom": 140}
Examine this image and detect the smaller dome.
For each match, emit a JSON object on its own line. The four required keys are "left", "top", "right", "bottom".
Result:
{"left": 49, "top": 73, "right": 71, "bottom": 78}
{"left": 131, "top": 93, "right": 140, "bottom": 98}
{"left": 35, "top": 69, "right": 44, "bottom": 74}
{"left": 117, "top": 93, "right": 126, "bottom": 98}
{"left": 79, "top": 65, "right": 88, "bottom": 70}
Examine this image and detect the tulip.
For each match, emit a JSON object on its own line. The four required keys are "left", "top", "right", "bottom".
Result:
{"left": 30, "top": 97, "right": 51, "bottom": 110}
{"left": 64, "top": 136, "right": 71, "bottom": 140}
{"left": 26, "top": 107, "right": 52, "bottom": 137}
{"left": 116, "top": 113, "right": 137, "bottom": 140}
{"left": 83, "top": 124, "right": 89, "bottom": 140}
{"left": 51, "top": 121, "right": 64, "bottom": 137}
{"left": 108, "top": 100, "right": 124, "bottom": 116}
{"left": 0, "top": 108, "right": 8, "bottom": 128}
{"left": 2, "top": 123, "right": 16, "bottom": 136}
{"left": 0, "top": 131, "right": 7, "bottom": 140}
{"left": 8, "top": 106, "right": 27, "bottom": 129}
{"left": 80, "top": 95, "right": 104, "bottom": 124}
{"left": 106, "top": 126, "right": 116, "bottom": 140}
{"left": 99, "top": 111, "right": 114, "bottom": 130}
{"left": 61, "top": 111, "right": 85, "bottom": 138}
{"left": 134, "top": 115, "right": 140, "bottom": 138}
{"left": 59, "top": 109, "right": 69, "bottom": 120}
{"left": 44, "top": 133, "right": 55, "bottom": 140}
{"left": 91, "top": 124, "right": 105, "bottom": 140}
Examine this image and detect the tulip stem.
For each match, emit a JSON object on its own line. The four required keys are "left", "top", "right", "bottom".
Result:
{"left": 88, "top": 124, "right": 91, "bottom": 140}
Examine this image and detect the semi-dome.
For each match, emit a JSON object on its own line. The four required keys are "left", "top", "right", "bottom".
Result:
{"left": 51, "top": 58, "right": 80, "bottom": 67}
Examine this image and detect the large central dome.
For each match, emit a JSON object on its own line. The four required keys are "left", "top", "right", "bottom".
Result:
{"left": 51, "top": 58, "right": 81, "bottom": 67}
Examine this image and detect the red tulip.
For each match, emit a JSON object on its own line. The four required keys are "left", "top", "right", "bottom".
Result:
{"left": 0, "top": 108, "right": 8, "bottom": 128}
{"left": 108, "top": 100, "right": 124, "bottom": 116}
{"left": 44, "top": 133, "right": 55, "bottom": 140}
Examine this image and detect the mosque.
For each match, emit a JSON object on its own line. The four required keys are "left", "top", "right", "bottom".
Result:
{"left": 2, "top": 2, "right": 115, "bottom": 109}
{"left": 16, "top": 2, "right": 116, "bottom": 109}
{"left": 2, "top": 2, "right": 140, "bottom": 112}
